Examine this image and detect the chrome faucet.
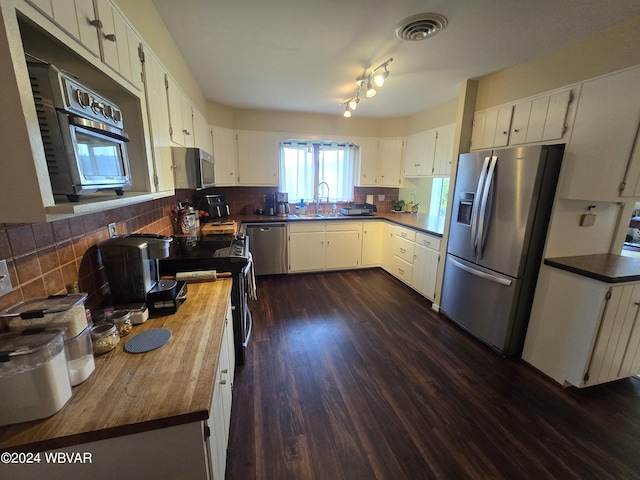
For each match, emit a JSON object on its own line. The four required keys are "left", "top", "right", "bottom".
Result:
{"left": 316, "top": 182, "right": 330, "bottom": 214}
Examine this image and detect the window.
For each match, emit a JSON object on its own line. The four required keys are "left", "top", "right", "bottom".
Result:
{"left": 429, "top": 177, "right": 449, "bottom": 219}
{"left": 279, "top": 141, "right": 357, "bottom": 203}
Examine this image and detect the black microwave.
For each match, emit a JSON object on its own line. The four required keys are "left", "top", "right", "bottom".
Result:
{"left": 172, "top": 147, "right": 215, "bottom": 189}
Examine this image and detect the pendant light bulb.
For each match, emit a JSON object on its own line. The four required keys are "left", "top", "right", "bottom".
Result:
{"left": 374, "top": 68, "right": 389, "bottom": 87}
{"left": 348, "top": 96, "right": 359, "bottom": 111}
{"left": 365, "top": 78, "right": 376, "bottom": 98}
{"left": 343, "top": 106, "right": 352, "bottom": 118}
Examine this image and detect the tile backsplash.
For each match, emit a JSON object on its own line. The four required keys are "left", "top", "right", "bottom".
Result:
{"left": 0, "top": 196, "right": 175, "bottom": 315}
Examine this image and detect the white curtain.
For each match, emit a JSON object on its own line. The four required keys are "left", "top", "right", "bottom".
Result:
{"left": 318, "top": 142, "right": 356, "bottom": 202}
{"left": 279, "top": 140, "right": 356, "bottom": 202}
{"left": 280, "top": 141, "right": 314, "bottom": 203}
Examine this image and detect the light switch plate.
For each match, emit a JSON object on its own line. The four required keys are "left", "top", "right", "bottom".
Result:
{"left": 0, "top": 259, "right": 12, "bottom": 297}
{"left": 108, "top": 222, "right": 118, "bottom": 237}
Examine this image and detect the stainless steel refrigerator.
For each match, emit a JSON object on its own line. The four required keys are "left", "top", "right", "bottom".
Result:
{"left": 441, "top": 144, "right": 564, "bottom": 355}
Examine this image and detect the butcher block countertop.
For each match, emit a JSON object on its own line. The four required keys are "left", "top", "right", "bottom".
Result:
{"left": 0, "top": 279, "right": 232, "bottom": 453}
{"left": 545, "top": 254, "right": 640, "bottom": 283}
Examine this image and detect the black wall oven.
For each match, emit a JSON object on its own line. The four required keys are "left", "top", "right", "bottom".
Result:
{"left": 159, "top": 234, "right": 252, "bottom": 366}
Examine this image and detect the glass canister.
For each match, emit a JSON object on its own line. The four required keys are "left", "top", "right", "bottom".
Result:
{"left": 91, "top": 324, "right": 120, "bottom": 355}
{"left": 107, "top": 310, "right": 132, "bottom": 337}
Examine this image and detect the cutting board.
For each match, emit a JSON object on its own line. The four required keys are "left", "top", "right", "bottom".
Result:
{"left": 201, "top": 220, "right": 237, "bottom": 235}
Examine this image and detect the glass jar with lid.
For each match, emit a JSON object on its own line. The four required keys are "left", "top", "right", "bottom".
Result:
{"left": 107, "top": 310, "right": 132, "bottom": 337}
{"left": 91, "top": 324, "right": 120, "bottom": 354}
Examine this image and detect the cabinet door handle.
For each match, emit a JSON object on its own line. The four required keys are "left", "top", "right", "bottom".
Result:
{"left": 398, "top": 268, "right": 404, "bottom": 275}
{"left": 512, "top": 129, "right": 520, "bottom": 133}
{"left": 501, "top": 130, "right": 508, "bottom": 135}
{"left": 635, "top": 302, "right": 640, "bottom": 307}
{"left": 103, "top": 33, "right": 117, "bottom": 42}
{"left": 400, "top": 248, "right": 406, "bottom": 253}
{"left": 89, "top": 19, "right": 103, "bottom": 29}
{"left": 221, "top": 369, "right": 228, "bottom": 374}
{"left": 219, "top": 380, "right": 227, "bottom": 385}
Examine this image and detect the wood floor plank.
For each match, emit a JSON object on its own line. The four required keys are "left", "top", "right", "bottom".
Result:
{"left": 226, "top": 269, "right": 640, "bottom": 479}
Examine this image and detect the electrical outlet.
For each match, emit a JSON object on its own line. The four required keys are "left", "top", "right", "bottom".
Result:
{"left": 0, "top": 259, "right": 12, "bottom": 297}
{"left": 579, "top": 213, "right": 596, "bottom": 227}
{"left": 378, "top": 194, "right": 385, "bottom": 201}
{"left": 108, "top": 222, "right": 118, "bottom": 237}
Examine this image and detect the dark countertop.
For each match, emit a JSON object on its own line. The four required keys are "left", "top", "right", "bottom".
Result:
{"left": 230, "top": 212, "right": 445, "bottom": 237}
{"left": 544, "top": 254, "right": 640, "bottom": 283}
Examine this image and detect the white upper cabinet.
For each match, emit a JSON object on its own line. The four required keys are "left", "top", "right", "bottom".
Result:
{"left": 192, "top": 108, "right": 212, "bottom": 154}
{"left": 404, "top": 123, "right": 455, "bottom": 178}
{"left": 236, "top": 130, "right": 283, "bottom": 186}
{"left": 472, "top": 87, "right": 574, "bottom": 151}
{"left": 355, "top": 136, "right": 379, "bottom": 186}
{"left": 166, "top": 75, "right": 195, "bottom": 147}
{"left": 377, "top": 137, "right": 405, "bottom": 186}
{"left": 433, "top": 123, "right": 456, "bottom": 176}
{"left": 211, "top": 126, "right": 238, "bottom": 186}
{"left": 560, "top": 66, "right": 640, "bottom": 201}
{"left": 27, "top": 0, "right": 101, "bottom": 58}
{"left": 141, "top": 46, "right": 174, "bottom": 192}
{"left": 404, "top": 130, "right": 436, "bottom": 177}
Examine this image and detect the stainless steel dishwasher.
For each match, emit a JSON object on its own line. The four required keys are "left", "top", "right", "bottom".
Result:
{"left": 245, "top": 223, "right": 288, "bottom": 275}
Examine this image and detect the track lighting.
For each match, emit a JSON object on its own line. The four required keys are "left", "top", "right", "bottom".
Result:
{"left": 340, "top": 57, "right": 393, "bottom": 117}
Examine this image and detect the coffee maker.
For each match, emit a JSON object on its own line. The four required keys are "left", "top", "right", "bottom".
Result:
{"left": 99, "top": 234, "right": 186, "bottom": 312}
{"left": 265, "top": 193, "right": 275, "bottom": 216}
{"left": 276, "top": 192, "right": 290, "bottom": 217}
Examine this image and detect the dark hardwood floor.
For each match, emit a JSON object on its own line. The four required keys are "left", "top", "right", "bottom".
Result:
{"left": 226, "top": 269, "right": 640, "bottom": 479}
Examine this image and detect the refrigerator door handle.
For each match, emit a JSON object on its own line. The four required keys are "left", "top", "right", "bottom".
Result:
{"left": 471, "top": 156, "right": 492, "bottom": 255}
{"left": 449, "top": 257, "right": 513, "bottom": 286}
{"left": 477, "top": 155, "right": 498, "bottom": 258}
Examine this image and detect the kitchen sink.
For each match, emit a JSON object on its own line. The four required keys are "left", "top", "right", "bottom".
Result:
{"left": 288, "top": 213, "right": 324, "bottom": 219}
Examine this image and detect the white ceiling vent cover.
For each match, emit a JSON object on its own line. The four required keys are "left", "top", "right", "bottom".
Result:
{"left": 395, "top": 13, "right": 448, "bottom": 41}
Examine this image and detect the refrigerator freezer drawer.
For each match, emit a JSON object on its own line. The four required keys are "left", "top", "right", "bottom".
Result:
{"left": 441, "top": 255, "right": 523, "bottom": 355}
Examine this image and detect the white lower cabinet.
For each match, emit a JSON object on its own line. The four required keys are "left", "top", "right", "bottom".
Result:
{"left": 523, "top": 266, "right": 640, "bottom": 387}
{"left": 411, "top": 233, "right": 441, "bottom": 301}
{"left": 361, "top": 220, "right": 384, "bottom": 266}
{"left": 288, "top": 221, "right": 362, "bottom": 272}
{"left": 382, "top": 224, "right": 441, "bottom": 301}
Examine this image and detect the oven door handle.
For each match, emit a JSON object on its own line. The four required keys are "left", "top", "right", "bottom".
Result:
{"left": 69, "top": 115, "right": 130, "bottom": 142}
{"left": 242, "top": 306, "right": 252, "bottom": 348}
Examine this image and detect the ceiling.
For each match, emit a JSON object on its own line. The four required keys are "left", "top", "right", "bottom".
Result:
{"left": 151, "top": 0, "right": 640, "bottom": 118}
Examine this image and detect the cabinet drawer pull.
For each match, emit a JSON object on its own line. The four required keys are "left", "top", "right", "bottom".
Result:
{"left": 401, "top": 232, "right": 407, "bottom": 238}
{"left": 398, "top": 268, "right": 404, "bottom": 275}
{"left": 400, "top": 248, "right": 406, "bottom": 253}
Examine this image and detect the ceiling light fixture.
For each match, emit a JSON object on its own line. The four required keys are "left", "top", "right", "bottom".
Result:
{"left": 341, "top": 57, "right": 393, "bottom": 118}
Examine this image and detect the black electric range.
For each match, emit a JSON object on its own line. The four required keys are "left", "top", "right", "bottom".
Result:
{"left": 159, "top": 233, "right": 252, "bottom": 366}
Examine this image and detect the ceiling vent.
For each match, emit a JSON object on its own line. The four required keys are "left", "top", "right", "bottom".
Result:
{"left": 395, "top": 13, "right": 448, "bottom": 41}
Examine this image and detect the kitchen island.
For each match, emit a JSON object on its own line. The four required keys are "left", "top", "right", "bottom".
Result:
{"left": 0, "top": 279, "right": 233, "bottom": 480}
{"left": 523, "top": 254, "right": 640, "bottom": 388}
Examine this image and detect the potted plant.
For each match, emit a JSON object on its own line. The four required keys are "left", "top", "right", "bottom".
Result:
{"left": 391, "top": 199, "right": 405, "bottom": 212}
